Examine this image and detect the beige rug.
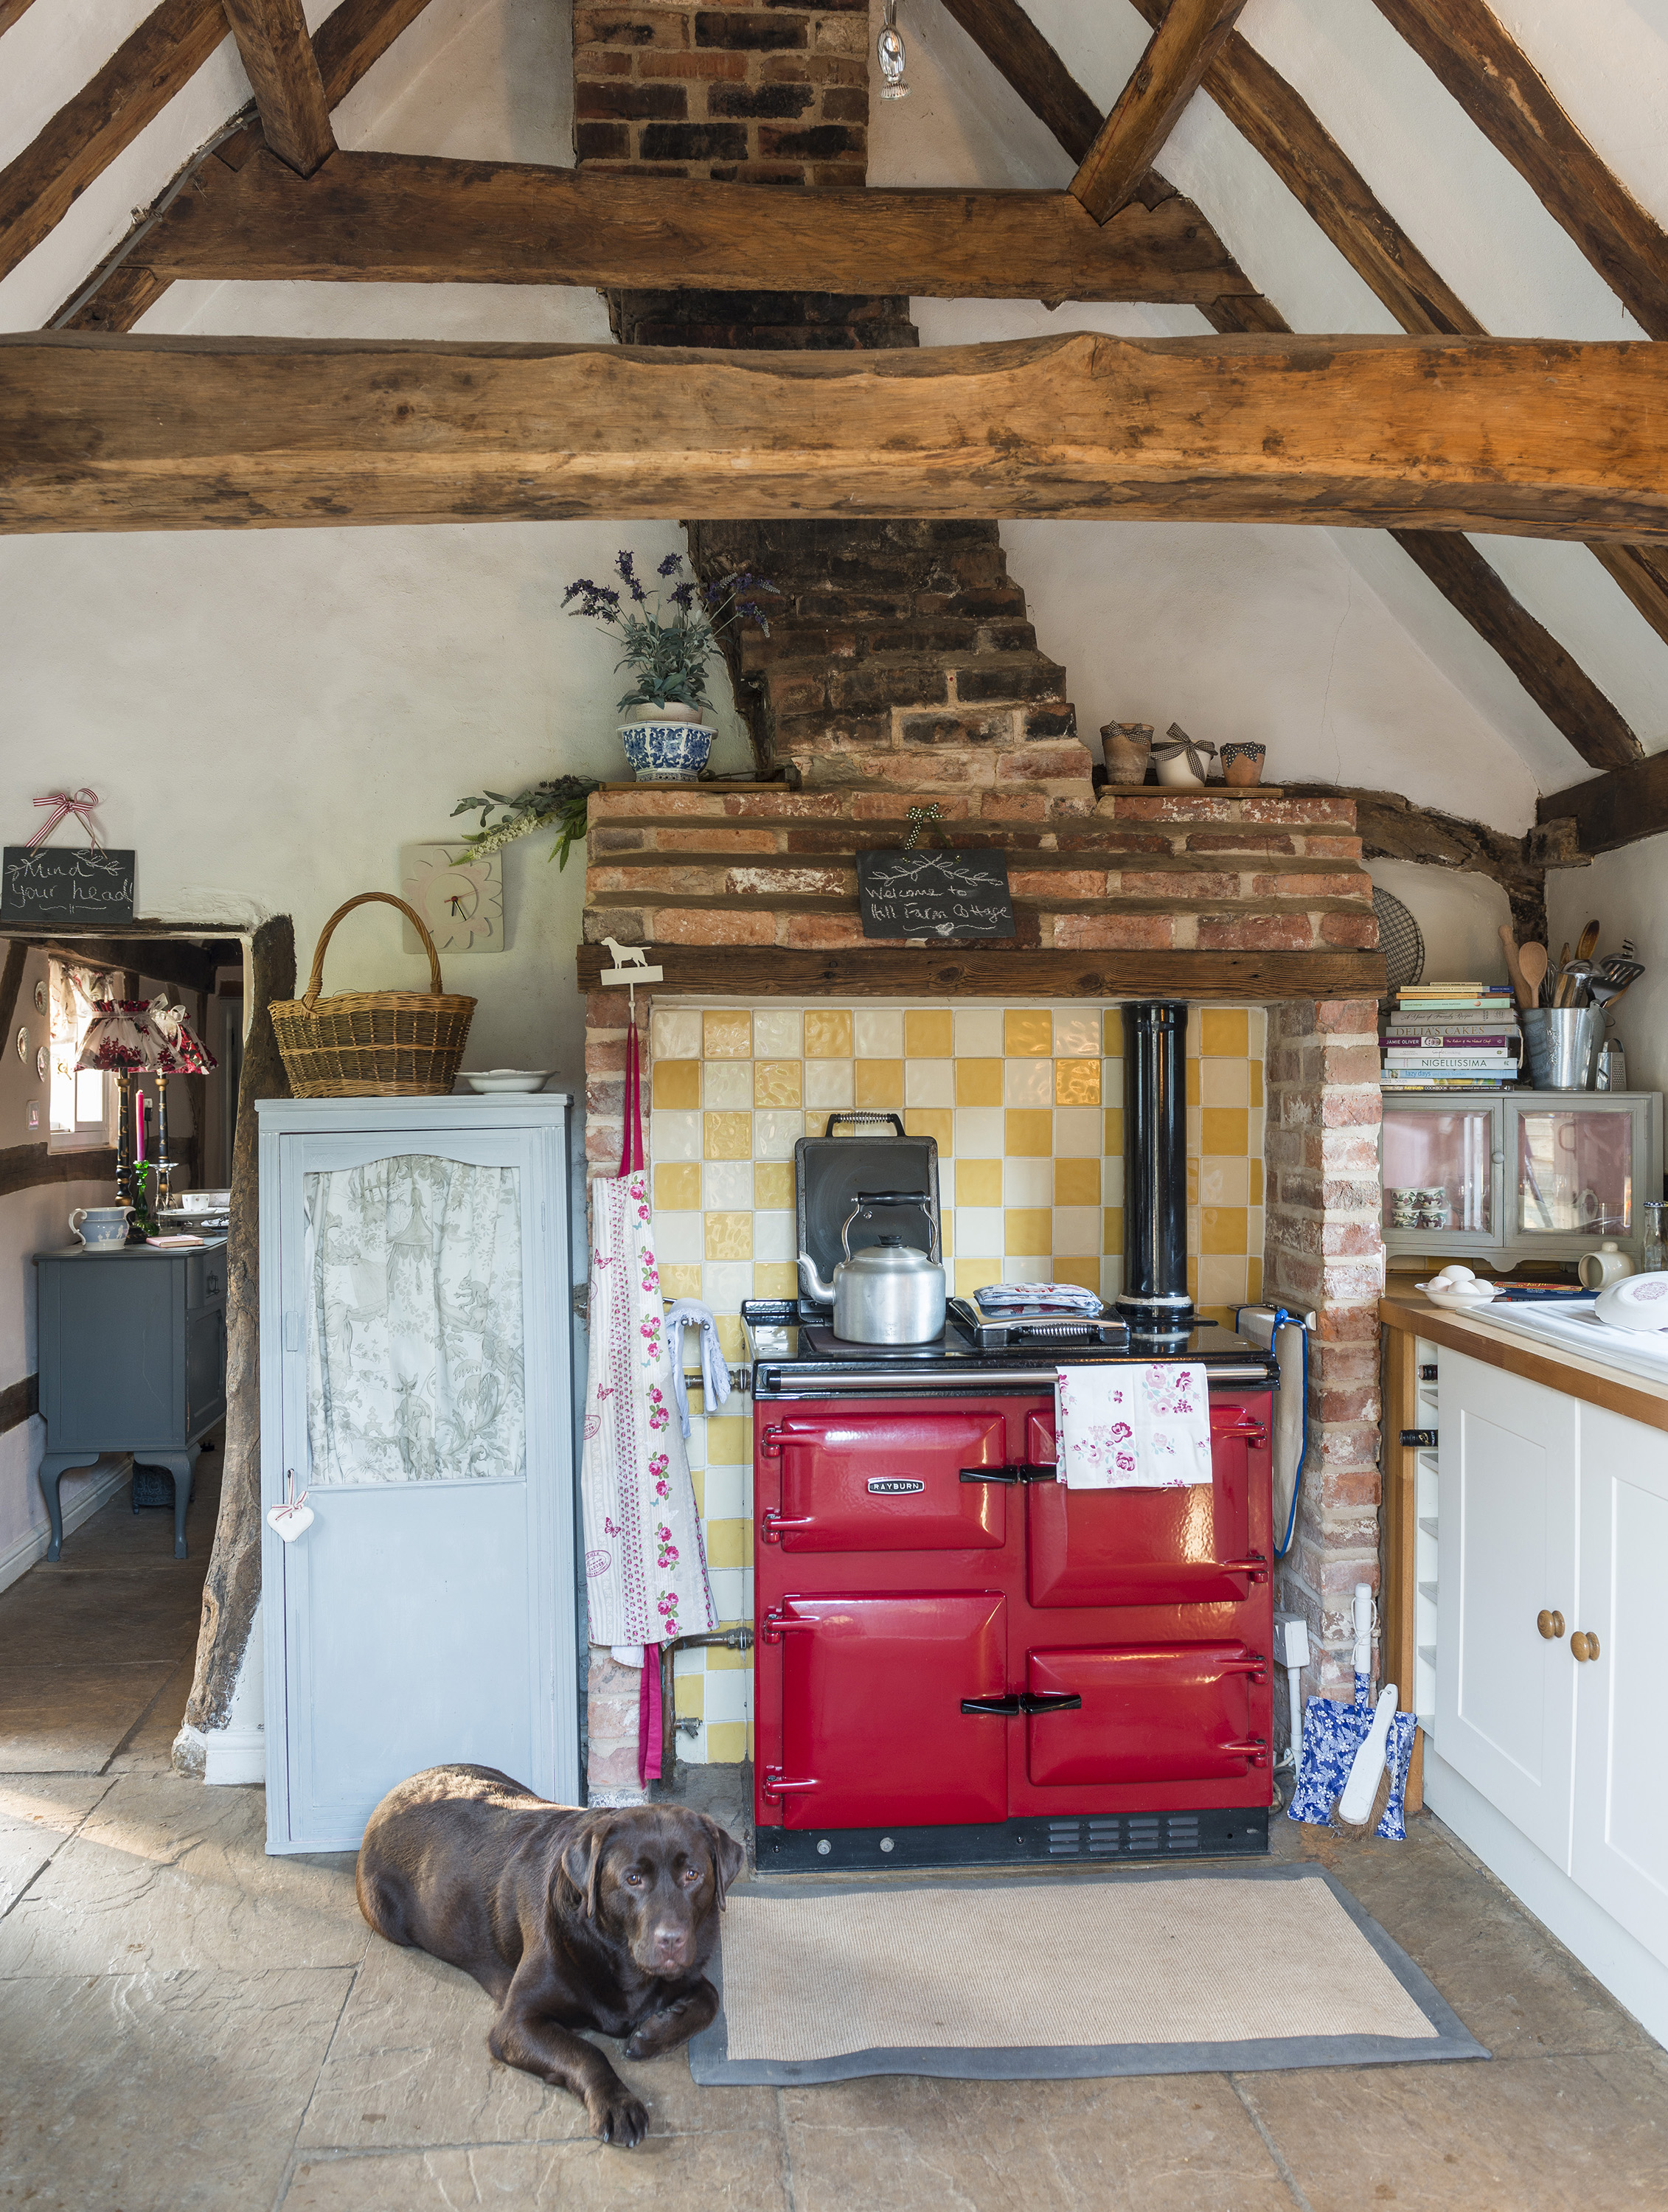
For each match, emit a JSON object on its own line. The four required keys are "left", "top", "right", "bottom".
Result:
{"left": 689, "top": 1865, "right": 1487, "bottom": 2083}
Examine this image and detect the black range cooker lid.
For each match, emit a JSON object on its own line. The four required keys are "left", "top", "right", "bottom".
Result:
{"left": 794, "top": 1113, "right": 941, "bottom": 1297}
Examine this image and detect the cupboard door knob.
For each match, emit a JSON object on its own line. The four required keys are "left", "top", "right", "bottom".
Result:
{"left": 1537, "top": 1610, "right": 1565, "bottom": 1640}
{"left": 1571, "top": 1631, "right": 1601, "bottom": 1662}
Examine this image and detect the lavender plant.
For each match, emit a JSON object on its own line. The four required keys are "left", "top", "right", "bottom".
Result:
{"left": 563, "top": 549, "right": 777, "bottom": 716}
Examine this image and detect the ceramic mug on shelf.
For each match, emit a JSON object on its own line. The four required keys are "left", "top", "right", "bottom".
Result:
{"left": 1579, "top": 1241, "right": 1634, "bottom": 1290}
{"left": 69, "top": 1206, "right": 133, "bottom": 1247}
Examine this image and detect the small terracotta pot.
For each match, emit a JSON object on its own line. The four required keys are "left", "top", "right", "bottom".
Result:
{"left": 1220, "top": 742, "right": 1267, "bottom": 788}
{"left": 1100, "top": 721, "right": 1153, "bottom": 785}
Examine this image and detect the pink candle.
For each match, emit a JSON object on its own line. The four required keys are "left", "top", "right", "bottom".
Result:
{"left": 133, "top": 1084, "right": 145, "bottom": 1164}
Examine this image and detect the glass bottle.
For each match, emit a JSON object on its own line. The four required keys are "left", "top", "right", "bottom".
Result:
{"left": 1644, "top": 1200, "right": 1667, "bottom": 1277}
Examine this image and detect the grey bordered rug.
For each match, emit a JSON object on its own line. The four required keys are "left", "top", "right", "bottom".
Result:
{"left": 689, "top": 1863, "right": 1488, "bottom": 2084}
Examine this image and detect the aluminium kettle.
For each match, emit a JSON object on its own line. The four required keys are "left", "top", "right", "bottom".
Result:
{"left": 797, "top": 1189, "right": 946, "bottom": 1344}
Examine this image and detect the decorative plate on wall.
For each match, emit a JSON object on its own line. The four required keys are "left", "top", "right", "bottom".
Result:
{"left": 397, "top": 843, "right": 504, "bottom": 956}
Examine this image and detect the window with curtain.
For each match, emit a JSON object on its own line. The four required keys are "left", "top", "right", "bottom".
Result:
{"left": 48, "top": 961, "right": 120, "bottom": 1150}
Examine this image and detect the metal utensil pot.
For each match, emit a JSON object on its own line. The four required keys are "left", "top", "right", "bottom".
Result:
{"left": 797, "top": 1190, "right": 946, "bottom": 1343}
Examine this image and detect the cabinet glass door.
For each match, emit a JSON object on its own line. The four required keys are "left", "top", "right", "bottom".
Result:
{"left": 1382, "top": 1107, "right": 1495, "bottom": 1236}
{"left": 1514, "top": 1107, "right": 1632, "bottom": 1237}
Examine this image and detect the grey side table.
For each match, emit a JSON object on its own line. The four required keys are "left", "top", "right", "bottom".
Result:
{"left": 35, "top": 1239, "right": 229, "bottom": 1560}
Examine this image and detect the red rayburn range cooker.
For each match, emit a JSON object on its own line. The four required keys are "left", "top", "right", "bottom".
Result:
{"left": 748, "top": 1314, "right": 1278, "bottom": 1874}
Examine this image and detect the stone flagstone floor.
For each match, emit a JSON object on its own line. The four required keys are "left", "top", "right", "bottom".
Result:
{"left": 1, "top": 1469, "right": 1665, "bottom": 2211}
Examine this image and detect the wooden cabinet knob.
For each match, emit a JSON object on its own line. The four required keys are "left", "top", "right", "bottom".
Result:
{"left": 1537, "top": 1609, "right": 1566, "bottom": 1640}
{"left": 1571, "top": 1631, "right": 1601, "bottom": 1662}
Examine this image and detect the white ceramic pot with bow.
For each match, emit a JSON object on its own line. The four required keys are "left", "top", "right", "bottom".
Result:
{"left": 1152, "top": 723, "right": 1218, "bottom": 788}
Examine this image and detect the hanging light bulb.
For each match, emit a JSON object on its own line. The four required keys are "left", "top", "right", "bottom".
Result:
{"left": 877, "top": 0, "right": 909, "bottom": 100}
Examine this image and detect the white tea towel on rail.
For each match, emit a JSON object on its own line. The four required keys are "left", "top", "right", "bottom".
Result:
{"left": 580, "top": 1170, "right": 717, "bottom": 1650}
{"left": 1054, "top": 1362, "right": 1212, "bottom": 1489}
{"left": 664, "top": 1298, "right": 731, "bottom": 1439}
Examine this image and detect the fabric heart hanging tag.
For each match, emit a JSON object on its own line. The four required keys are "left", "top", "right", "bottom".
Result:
{"left": 268, "top": 1471, "right": 313, "bottom": 1543}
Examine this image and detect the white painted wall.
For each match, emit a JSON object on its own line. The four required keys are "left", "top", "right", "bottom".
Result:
{"left": 1548, "top": 837, "right": 1668, "bottom": 1102}
{"left": 1366, "top": 860, "right": 1515, "bottom": 990}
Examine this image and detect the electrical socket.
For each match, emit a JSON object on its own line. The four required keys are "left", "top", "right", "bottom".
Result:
{"left": 1273, "top": 1610, "right": 1311, "bottom": 1669}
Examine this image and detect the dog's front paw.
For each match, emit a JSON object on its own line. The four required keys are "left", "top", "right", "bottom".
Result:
{"left": 588, "top": 2082, "right": 649, "bottom": 2149}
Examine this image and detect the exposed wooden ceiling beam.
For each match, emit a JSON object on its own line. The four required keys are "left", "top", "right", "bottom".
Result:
{"left": 219, "top": 0, "right": 335, "bottom": 177}
{"left": 1370, "top": 0, "right": 1668, "bottom": 341}
{"left": 1390, "top": 532, "right": 1642, "bottom": 772}
{"left": 141, "top": 146, "right": 1257, "bottom": 302}
{"left": 935, "top": 0, "right": 1103, "bottom": 164}
{"left": 0, "top": 0, "right": 229, "bottom": 285}
{"left": 52, "top": 0, "right": 443, "bottom": 334}
{"left": 1589, "top": 543, "right": 1668, "bottom": 648}
{"left": 1071, "top": 0, "right": 1248, "bottom": 224}
{"left": 4, "top": 330, "right": 1667, "bottom": 539}
{"left": 0, "top": 0, "right": 42, "bottom": 33}
{"left": 1537, "top": 752, "right": 1668, "bottom": 859}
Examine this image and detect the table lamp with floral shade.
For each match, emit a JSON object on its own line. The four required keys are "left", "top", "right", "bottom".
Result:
{"left": 76, "top": 998, "right": 216, "bottom": 1239}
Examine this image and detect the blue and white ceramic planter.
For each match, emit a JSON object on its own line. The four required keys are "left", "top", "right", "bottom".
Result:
{"left": 619, "top": 712, "right": 714, "bottom": 782}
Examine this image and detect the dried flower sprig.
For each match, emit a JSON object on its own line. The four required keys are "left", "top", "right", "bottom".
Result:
{"left": 451, "top": 775, "right": 601, "bottom": 868}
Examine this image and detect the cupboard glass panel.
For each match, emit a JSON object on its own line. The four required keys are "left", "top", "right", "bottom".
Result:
{"left": 1383, "top": 1109, "right": 1494, "bottom": 1234}
{"left": 1516, "top": 1110, "right": 1632, "bottom": 1237}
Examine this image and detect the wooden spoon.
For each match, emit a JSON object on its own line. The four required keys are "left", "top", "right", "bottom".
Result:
{"left": 1518, "top": 942, "right": 1549, "bottom": 1007}
{"left": 1499, "top": 923, "right": 1531, "bottom": 1010}
{"left": 1577, "top": 919, "right": 1601, "bottom": 962}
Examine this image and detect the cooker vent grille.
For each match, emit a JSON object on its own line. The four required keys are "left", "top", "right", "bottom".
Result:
{"left": 1043, "top": 1815, "right": 1205, "bottom": 1858}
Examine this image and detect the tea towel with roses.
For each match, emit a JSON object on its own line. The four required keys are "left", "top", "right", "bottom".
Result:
{"left": 1054, "top": 1361, "right": 1212, "bottom": 1489}
{"left": 580, "top": 1169, "right": 717, "bottom": 1659}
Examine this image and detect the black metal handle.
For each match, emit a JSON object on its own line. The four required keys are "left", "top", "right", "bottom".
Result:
{"left": 1400, "top": 1428, "right": 1439, "bottom": 1448}
{"left": 855, "top": 1189, "right": 933, "bottom": 1208}
{"left": 959, "top": 1464, "right": 1056, "bottom": 1485}
{"left": 824, "top": 1112, "right": 906, "bottom": 1139}
{"left": 961, "top": 1691, "right": 1083, "bottom": 1717}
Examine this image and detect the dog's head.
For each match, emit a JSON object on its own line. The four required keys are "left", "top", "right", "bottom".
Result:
{"left": 558, "top": 1806, "right": 746, "bottom": 1978}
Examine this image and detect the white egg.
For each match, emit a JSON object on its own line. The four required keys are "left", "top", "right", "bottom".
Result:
{"left": 1442, "top": 1266, "right": 1476, "bottom": 1284}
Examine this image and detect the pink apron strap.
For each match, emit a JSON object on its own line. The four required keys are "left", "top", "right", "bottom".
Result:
{"left": 638, "top": 1644, "right": 664, "bottom": 1785}
{"left": 618, "top": 1009, "right": 645, "bottom": 1178}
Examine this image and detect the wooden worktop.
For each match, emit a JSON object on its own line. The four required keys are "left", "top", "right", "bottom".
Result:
{"left": 1381, "top": 1290, "right": 1668, "bottom": 1435}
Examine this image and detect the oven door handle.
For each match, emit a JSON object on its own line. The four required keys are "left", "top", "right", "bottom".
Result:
{"left": 760, "top": 1608, "right": 821, "bottom": 1644}
{"left": 760, "top": 1509, "right": 817, "bottom": 1543}
{"left": 959, "top": 1464, "right": 1056, "bottom": 1485}
{"left": 1220, "top": 1737, "right": 1270, "bottom": 1767}
{"left": 1217, "top": 1654, "right": 1270, "bottom": 1683}
{"left": 760, "top": 1766, "right": 819, "bottom": 1801}
{"left": 1212, "top": 1554, "right": 1271, "bottom": 1583}
{"left": 960, "top": 1691, "right": 1083, "bottom": 1717}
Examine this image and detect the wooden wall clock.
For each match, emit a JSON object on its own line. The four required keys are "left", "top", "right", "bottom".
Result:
{"left": 398, "top": 843, "right": 504, "bottom": 956}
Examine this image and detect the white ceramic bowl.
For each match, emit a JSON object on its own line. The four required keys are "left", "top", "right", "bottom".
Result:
{"left": 1595, "top": 1271, "right": 1668, "bottom": 1332}
{"left": 1417, "top": 1279, "right": 1502, "bottom": 1310}
{"left": 463, "top": 1070, "right": 552, "bottom": 1095}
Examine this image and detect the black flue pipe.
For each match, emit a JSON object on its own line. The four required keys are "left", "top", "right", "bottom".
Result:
{"left": 1118, "top": 1001, "right": 1194, "bottom": 1335}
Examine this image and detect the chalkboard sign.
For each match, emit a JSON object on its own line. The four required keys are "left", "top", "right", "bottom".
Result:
{"left": 857, "top": 846, "right": 1015, "bottom": 941}
{"left": 1, "top": 845, "right": 136, "bottom": 925}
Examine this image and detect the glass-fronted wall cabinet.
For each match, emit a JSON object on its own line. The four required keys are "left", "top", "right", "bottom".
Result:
{"left": 1380, "top": 1091, "right": 1663, "bottom": 1270}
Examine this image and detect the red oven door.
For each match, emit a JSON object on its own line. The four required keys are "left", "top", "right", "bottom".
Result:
{"left": 1022, "top": 1644, "right": 1270, "bottom": 1787}
{"left": 1022, "top": 1397, "right": 1272, "bottom": 1608}
{"left": 760, "top": 1407, "right": 1008, "bottom": 1551}
{"left": 764, "top": 1593, "right": 1008, "bottom": 1828}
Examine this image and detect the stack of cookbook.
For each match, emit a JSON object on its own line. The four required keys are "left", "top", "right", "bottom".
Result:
{"left": 1380, "top": 982, "right": 1521, "bottom": 1091}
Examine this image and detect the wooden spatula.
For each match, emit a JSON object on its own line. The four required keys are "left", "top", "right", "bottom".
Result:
{"left": 1577, "top": 919, "right": 1601, "bottom": 962}
{"left": 1498, "top": 923, "right": 1532, "bottom": 1011}
{"left": 1518, "top": 942, "right": 1549, "bottom": 1007}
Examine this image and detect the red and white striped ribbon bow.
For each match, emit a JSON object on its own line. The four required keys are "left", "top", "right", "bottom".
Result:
{"left": 27, "top": 788, "right": 102, "bottom": 849}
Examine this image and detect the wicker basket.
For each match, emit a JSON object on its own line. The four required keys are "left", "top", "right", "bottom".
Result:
{"left": 271, "top": 892, "right": 476, "bottom": 1097}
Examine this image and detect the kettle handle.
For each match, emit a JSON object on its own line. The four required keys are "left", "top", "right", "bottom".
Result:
{"left": 839, "top": 1189, "right": 939, "bottom": 1263}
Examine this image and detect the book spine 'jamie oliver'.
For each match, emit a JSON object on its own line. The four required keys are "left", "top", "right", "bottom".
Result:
{"left": 1381, "top": 1034, "right": 1518, "bottom": 1048}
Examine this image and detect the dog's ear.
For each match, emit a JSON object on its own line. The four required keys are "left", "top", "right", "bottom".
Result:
{"left": 702, "top": 1817, "right": 746, "bottom": 1910}
{"left": 557, "top": 1815, "right": 614, "bottom": 1920}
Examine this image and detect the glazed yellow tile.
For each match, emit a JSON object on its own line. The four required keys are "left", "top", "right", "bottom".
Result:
{"left": 904, "top": 1107, "right": 953, "bottom": 1155}
{"left": 651, "top": 1059, "right": 701, "bottom": 1111}
{"left": 705, "top": 1417, "right": 750, "bottom": 1465}
{"left": 673, "top": 1672, "right": 704, "bottom": 1719}
{"left": 754, "top": 1161, "right": 795, "bottom": 1211}
{"left": 702, "top": 1010, "right": 752, "bottom": 1060}
{"left": 1201, "top": 1008, "right": 1248, "bottom": 1059}
{"left": 1201, "top": 1107, "right": 1249, "bottom": 1156}
{"left": 1054, "top": 1060, "right": 1101, "bottom": 1107}
{"left": 706, "top": 1722, "right": 747, "bottom": 1764}
{"left": 956, "top": 1159, "right": 1004, "bottom": 1208}
{"left": 1186, "top": 1057, "right": 1200, "bottom": 1105}
{"left": 707, "top": 1638, "right": 751, "bottom": 1671}
{"left": 703, "top": 1518, "right": 748, "bottom": 1571}
{"left": 704, "top": 1211, "right": 753, "bottom": 1260}
{"left": 1102, "top": 1107, "right": 1124, "bottom": 1156}
{"left": 855, "top": 1059, "right": 904, "bottom": 1109}
{"left": 1004, "top": 1208, "right": 1053, "bottom": 1256}
{"left": 1251, "top": 1060, "right": 1264, "bottom": 1107}
{"left": 1004, "top": 1009, "right": 1052, "bottom": 1057}
{"left": 754, "top": 1262, "right": 798, "bottom": 1297}
{"left": 955, "top": 1059, "right": 1003, "bottom": 1107}
{"left": 1200, "top": 1206, "right": 1248, "bottom": 1256}
{"left": 1250, "top": 1158, "right": 1264, "bottom": 1205}
{"left": 1054, "top": 1158, "right": 1099, "bottom": 1207}
{"left": 1102, "top": 1008, "right": 1125, "bottom": 1057}
{"left": 1052, "top": 1258, "right": 1100, "bottom": 1293}
{"left": 905, "top": 1009, "right": 953, "bottom": 1059}
{"left": 1005, "top": 1109, "right": 1053, "bottom": 1157}
{"left": 703, "top": 1111, "right": 752, "bottom": 1160}
{"left": 1186, "top": 1158, "right": 1199, "bottom": 1206}
{"left": 753, "top": 1060, "right": 803, "bottom": 1107}
{"left": 805, "top": 1009, "right": 853, "bottom": 1058}
{"left": 660, "top": 1264, "right": 702, "bottom": 1301}
{"left": 1102, "top": 1206, "right": 1124, "bottom": 1256}
{"left": 955, "top": 1256, "right": 1002, "bottom": 1298}
{"left": 715, "top": 1314, "right": 746, "bottom": 1360}
{"left": 655, "top": 1163, "right": 702, "bottom": 1211}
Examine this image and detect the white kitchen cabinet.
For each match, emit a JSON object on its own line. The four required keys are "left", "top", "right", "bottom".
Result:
{"left": 1428, "top": 1346, "right": 1668, "bottom": 2046}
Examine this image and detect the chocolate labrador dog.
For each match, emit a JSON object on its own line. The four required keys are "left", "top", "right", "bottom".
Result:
{"left": 357, "top": 1764, "right": 745, "bottom": 2147}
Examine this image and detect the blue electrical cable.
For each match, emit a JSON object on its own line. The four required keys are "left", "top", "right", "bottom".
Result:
{"left": 1236, "top": 1302, "right": 1309, "bottom": 1562}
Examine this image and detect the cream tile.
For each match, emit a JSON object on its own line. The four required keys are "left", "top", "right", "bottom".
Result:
{"left": 953, "top": 1004, "right": 1003, "bottom": 1057}
{"left": 671, "top": 1641, "right": 706, "bottom": 1679}
{"left": 707, "top": 1567, "right": 746, "bottom": 1621}
{"left": 702, "top": 1009, "right": 752, "bottom": 1060}
{"left": 753, "top": 1109, "right": 801, "bottom": 1161}
{"left": 1101, "top": 1256, "right": 1125, "bottom": 1301}
{"left": 1102, "top": 1057, "right": 1123, "bottom": 1100}
{"left": 936, "top": 1160, "right": 956, "bottom": 1207}
{"left": 1102, "top": 1155, "right": 1125, "bottom": 1206}
{"left": 751, "top": 1005, "right": 802, "bottom": 1059}
{"left": 1004, "top": 1058, "right": 1052, "bottom": 1107}
{"left": 1053, "top": 1106, "right": 1101, "bottom": 1157}
{"left": 1198, "top": 1254, "right": 1248, "bottom": 1308}
{"left": 701, "top": 1261, "right": 751, "bottom": 1314}
{"left": 1004, "top": 1157, "right": 1052, "bottom": 1207}
{"left": 701, "top": 1461, "right": 746, "bottom": 1521}
{"left": 1201, "top": 1056, "right": 1251, "bottom": 1107}
{"left": 1053, "top": 1206, "right": 1102, "bottom": 1258}
{"left": 854, "top": 1007, "right": 903, "bottom": 1057}
{"left": 1200, "top": 1155, "right": 1251, "bottom": 1207}
{"left": 653, "top": 1212, "right": 703, "bottom": 1264}
{"left": 703, "top": 1669, "right": 751, "bottom": 1726}
{"left": 649, "top": 1109, "right": 701, "bottom": 1162}
{"left": 803, "top": 1059, "right": 855, "bottom": 1110}
{"left": 1052, "top": 1007, "right": 1100, "bottom": 1058}
{"left": 955, "top": 1107, "right": 1005, "bottom": 1158}
{"left": 1247, "top": 1005, "right": 1267, "bottom": 1055}
{"left": 650, "top": 1006, "right": 701, "bottom": 1060}
{"left": 954, "top": 1207, "right": 1004, "bottom": 1258}
{"left": 754, "top": 1211, "right": 796, "bottom": 1264}
{"left": 703, "top": 1160, "right": 753, "bottom": 1210}
{"left": 906, "top": 1060, "right": 954, "bottom": 1107}
{"left": 702, "top": 1060, "right": 751, "bottom": 1110}
{"left": 999, "top": 1256, "right": 1052, "bottom": 1283}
